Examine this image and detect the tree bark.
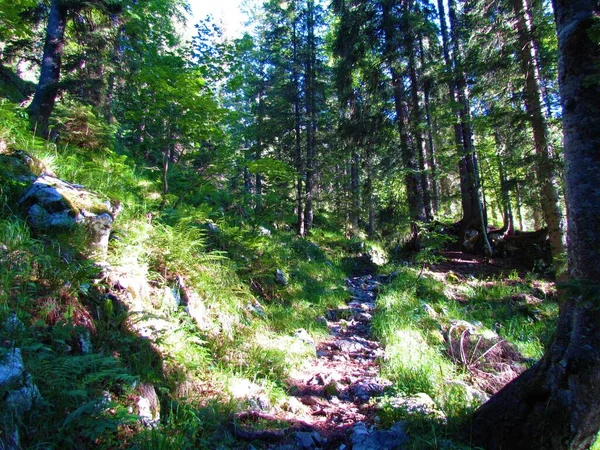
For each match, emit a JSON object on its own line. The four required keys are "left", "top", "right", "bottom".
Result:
{"left": 292, "top": 17, "right": 305, "bottom": 236}
{"left": 27, "top": 0, "right": 68, "bottom": 135}
{"left": 513, "top": 0, "right": 566, "bottom": 262}
{"left": 350, "top": 151, "right": 360, "bottom": 232}
{"left": 495, "top": 133, "right": 514, "bottom": 235}
{"left": 448, "top": 0, "right": 492, "bottom": 254}
{"left": 303, "top": 0, "right": 317, "bottom": 233}
{"left": 419, "top": 35, "right": 440, "bottom": 215}
{"left": 382, "top": 0, "right": 425, "bottom": 224}
{"left": 408, "top": 34, "right": 432, "bottom": 221}
{"left": 469, "top": 2, "right": 600, "bottom": 447}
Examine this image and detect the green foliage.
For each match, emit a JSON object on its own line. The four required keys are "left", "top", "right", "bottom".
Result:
{"left": 0, "top": 0, "right": 37, "bottom": 40}
{"left": 50, "top": 100, "right": 117, "bottom": 151}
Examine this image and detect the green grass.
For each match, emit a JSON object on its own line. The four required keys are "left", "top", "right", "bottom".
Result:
{"left": 371, "top": 263, "right": 559, "bottom": 447}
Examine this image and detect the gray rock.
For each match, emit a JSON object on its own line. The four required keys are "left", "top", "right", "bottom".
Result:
{"left": 447, "top": 381, "right": 490, "bottom": 407}
{"left": 275, "top": 269, "right": 288, "bottom": 286}
{"left": 205, "top": 222, "right": 219, "bottom": 233}
{"left": 387, "top": 393, "right": 447, "bottom": 421}
{"left": 79, "top": 331, "right": 93, "bottom": 354}
{"left": 19, "top": 175, "right": 118, "bottom": 255}
{"left": 0, "top": 348, "right": 25, "bottom": 389}
{"left": 421, "top": 303, "right": 438, "bottom": 318}
{"left": 258, "top": 226, "right": 272, "bottom": 237}
{"left": 350, "top": 378, "right": 391, "bottom": 401}
{"left": 160, "top": 285, "right": 180, "bottom": 312}
{"left": 350, "top": 422, "right": 408, "bottom": 450}
{"left": 4, "top": 373, "right": 41, "bottom": 414}
{"left": 295, "top": 431, "right": 325, "bottom": 450}
{"left": 294, "top": 329, "right": 315, "bottom": 347}
{"left": 137, "top": 383, "right": 160, "bottom": 427}
{"left": 248, "top": 301, "right": 267, "bottom": 318}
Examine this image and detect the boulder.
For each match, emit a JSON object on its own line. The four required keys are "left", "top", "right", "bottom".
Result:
{"left": 136, "top": 383, "right": 160, "bottom": 427}
{"left": 350, "top": 422, "right": 408, "bottom": 450}
{"left": 0, "top": 348, "right": 25, "bottom": 389}
{"left": 0, "top": 347, "right": 41, "bottom": 450}
{"left": 258, "top": 226, "right": 272, "bottom": 237}
{"left": 19, "top": 174, "right": 118, "bottom": 255}
{"left": 275, "top": 269, "right": 288, "bottom": 286}
{"left": 294, "top": 431, "right": 325, "bottom": 450}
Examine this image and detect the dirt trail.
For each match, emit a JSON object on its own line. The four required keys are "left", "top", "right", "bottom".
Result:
{"left": 234, "top": 273, "right": 402, "bottom": 449}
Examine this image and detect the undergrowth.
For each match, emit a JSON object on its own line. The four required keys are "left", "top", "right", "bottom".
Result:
{"left": 372, "top": 262, "right": 559, "bottom": 448}
{"left": 0, "top": 98, "right": 568, "bottom": 449}
{"left": 0, "top": 100, "right": 360, "bottom": 448}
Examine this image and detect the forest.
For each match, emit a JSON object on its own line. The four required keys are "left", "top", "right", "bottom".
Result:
{"left": 0, "top": 0, "right": 598, "bottom": 449}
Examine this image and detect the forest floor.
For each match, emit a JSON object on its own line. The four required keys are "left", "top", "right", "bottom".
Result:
{"left": 233, "top": 251, "right": 540, "bottom": 449}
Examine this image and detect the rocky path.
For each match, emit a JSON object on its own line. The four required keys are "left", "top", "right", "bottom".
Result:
{"left": 235, "top": 273, "right": 408, "bottom": 449}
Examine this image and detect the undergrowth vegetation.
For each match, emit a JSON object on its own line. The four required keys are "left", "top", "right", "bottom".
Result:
{"left": 0, "top": 100, "right": 357, "bottom": 448}
{"left": 372, "top": 263, "right": 559, "bottom": 448}
{"left": 0, "top": 98, "right": 563, "bottom": 448}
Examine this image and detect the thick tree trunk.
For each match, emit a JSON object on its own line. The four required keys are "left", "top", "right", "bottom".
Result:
{"left": 438, "top": 0, "right": 482, "bottom": 233}
{"left": 470, "top": 2, "right": 600, "bottom": 447}
{"left": 557, "top": 0, "right": 600, "bottom": 282}
{"left": 27, "top": 0, "right": 68, "bottom": 135}
{"left": 513, "top": 0, "right": 565, "bottom": 261}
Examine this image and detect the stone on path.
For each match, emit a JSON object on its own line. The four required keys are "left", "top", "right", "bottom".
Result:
{"left": 350, "top": 422, "right": 409, "bottom": 450}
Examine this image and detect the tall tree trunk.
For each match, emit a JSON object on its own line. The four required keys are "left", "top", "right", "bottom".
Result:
{"left": 495, "top": 133, "right": 514, "bottom": 235}
{"left": 469, "top": 2, "right": 600, "bottom": 447}
{"left": 408, "top": 35, "right": 432, "bottom": 221}
{"left": 513, "top": 0, "right": 565, "bottom": 262}
{"left": 448, "top": 0, "right": 491, "bottom": 254}
{"left": 27, "top": 0, "right": 68, "bottom": 135}
{"left": 366, "top": 149, "right": 375, "bottom": 237}
{"left": 437, "top": 0, "right": 475, "bottom": 226}
{"left": 255, "top": 78, "right": 266, "bottom": 212}
{"left": 382, "top": 0, "right": 425, "bottom": 226}
{"left": 303, "top": 0, "right": 317, "bottom": 233}
{"left": 516, "top": 180, "right": 525, "bottom": 231}
{"left": 419, "top": 35, "right": 440, "bottom": 215}
{"left": 292, "top": 18, "right": 305, "bottom": 236}
{"left": 350, "top": 151, "right": 360, "bottom": 232}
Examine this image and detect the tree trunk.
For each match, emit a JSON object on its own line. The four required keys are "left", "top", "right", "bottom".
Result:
{"left": 366, "top": 150, "right": 375, "bottom": 237}
{"left": 292, "top": 18, "right": 305, "bottom": 236}
{"left": 303, "top": 0, "right": 317, "bottom": 233}
{"left": 469, "top": 2, "right": 600, "bottom": 447}
{"left": 513, "top": 0, "right": 565, "bottom": 262}
{"left": 27, "top": 0, "right": 68, "bottom": 135}
{"left": 495, "top": 133, "right": 514, "bottom": 235}
{"left": 448, "top": 0, "right": 492, "bottom": 254}
{"left": 419, "top": 35, "right": 440, "bottom": 215}
{"left": 350, "top": 151, "right": 360, "bottom": 232}
{"left": 408, "top": 36, "right": 432, "bottom": 221}
{"left": 382, "top": 0, "right": 425, "bottom": 225}
{"left": 438, "top": 0, "right": 479, "bottom": 231}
